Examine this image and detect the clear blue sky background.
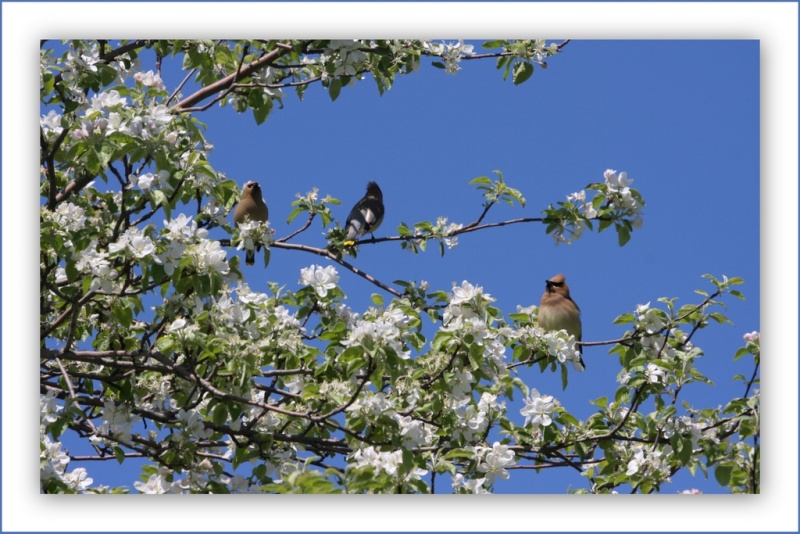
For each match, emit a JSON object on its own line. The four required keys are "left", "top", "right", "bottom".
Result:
{"left": 53, "top": 39, "right": 760, "bottom": 495}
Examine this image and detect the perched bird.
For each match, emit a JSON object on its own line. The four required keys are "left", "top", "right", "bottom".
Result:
{"left": 539, "top": 273, "right": 586, "bottom": 370}
{"left": 345, "top": 181, "right": 385, "bottom": 244}
{"left": 233, "top": 180, "right": 269, "bottom": 265}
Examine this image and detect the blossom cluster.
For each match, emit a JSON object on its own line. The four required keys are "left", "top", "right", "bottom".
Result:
{"left": 350, "top": 446, "right": 428, "bottom": 483}
{"left": 452, "top": 392, "right": 505, "bottom": 443}
{"left": 515, "top": 319, "right": 584, "bottom": 371}
{"left": 625, "top": 444, "right": 671, "bottom": 480}
{"left": 433, "top": 216, "right": 464, "bottom": 249}
{"left": 454, "top": 441, "right": 516, "bottom": 491}
{"left": 234, "top": 219, "right": 273, "bottom": 259}
{"left": 322, "top": 40, "right": 369, "bottom": 79}
{"left": 40, "top": 434, "right": 94, "bottom": 493}
{"left": 341, "top": 305, "right": 412, "bottom": 360}
{"left": 424, "top": 40, "right": 475, "bottom": 74}
{"left": 551, "top": 168, "right": 644, "bottom": 245}
{"left": 299, "top": 264, "right": 340, "bottom": 298}
{"left": 520, "top": 388, "right": 557, "bottom": 428}
{"left": 443, "top": 281, "right": 510, "bottom": 372}
{"left": 603, "top": 169, "right": 643, "bottom": 223}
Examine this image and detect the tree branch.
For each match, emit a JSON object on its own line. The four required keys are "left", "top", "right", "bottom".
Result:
{"left": 271, "top": 241, "right": 403, "bottom": 298}
{"left": 172, "top": 43, "right": 294, "bottom": 112}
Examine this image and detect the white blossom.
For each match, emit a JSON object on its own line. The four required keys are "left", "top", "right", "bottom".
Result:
{"left": 53, "top": 202, "right": 86, "bottom": 231}
{"left": 350, "top": 446, "right": 428, "bottom": 482}
{"left": 89, "top": 89, "right": 127, "bottom": 111}
{"left": 40, "top": 391, "right": 62, "bottom": 424}
{"left": 645, "top": 363, "right": 667, "bottom": 384}
{"left": 299, "top": 264, "right": 339, "bottom": 297}
{"left": 347, "top": 390, "right": 396, "bottom": 419}
{"left": 476, "top": 441, "right": 515, "bottom": 484}
{"left": 625, "top": 445, "right": 670, "bottom": 479}
{"left": 341, "top": 307, "right": 411, "bottom": 360}
{"left": 109, "top": 227, "right": 156, "bottom": 259}
{"left": 520, "top": 389, "right": 556, "bottom": 427}
{"left": 40, "top": 433, "right": 94, "bottom": 492}
{"left": 134, "top": 467, "right": 189, "bottom": 494}
{"left": 542, "top": 329, "right": 583, "bottom": 370}
{"left": 94, "top": 400, "right": 140, "bottom": 444}
{"left": 190, "top": 239, "right": 229, "bottom": 274}
{"left": 425, "top": 40, "right": 474, "bottom": 74}
{"left": 164, "top": 213, "right": 208, "bottom": 241}
{"left": 134, "top": 70, "right": 165, "bottom": 89}
{"left": 155, "top": 241, "right": 187, "bottom": 275}
{"left": 40, "top": 110, "right": 63, "bottom": 136}
{"left": 743, "top": 331, "right": 760, "bottom": 343}
{"left": 394, "top": 414, "right": 433, "bottom": 449}
{"left": 452, "top": 473, "right": 490, "bottom": 494}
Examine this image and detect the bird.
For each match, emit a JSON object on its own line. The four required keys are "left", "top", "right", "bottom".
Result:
{"left": 233, "top": 180, "right": 269, "bottom": 265}
{"left": 344, "top": 181, "right": 384, "bottom": 245}
{"left": 539, "top": 273, "right": 586, "bottom": 370}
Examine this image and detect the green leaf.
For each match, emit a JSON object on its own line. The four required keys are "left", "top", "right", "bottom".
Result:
{"left": 714, "top": 464, "right": 732, "bottom": 486}
{"left": 212, "top": 403, "right": 228, "bottom": 426}
{"left": 112, "top": 304, "right": 133, "bottom": 328}
{"left": 329, "top": 78, "right": 342, "bottom": 102}
{"left": 432, "top": 331, "right": 454, "bottom": 352}
{"left": 48, "top": 416, "right": 69, "bottom": 440}
{"left": 427, "top": 308, "right": 440, "bottom": 323}
{"left": 155, "top": 336, "right": 175, "bottom": 354}
{"left": 469, "top": 176, "right": 492, "bottom": 185}
{"left": 286, "top": 207, "right": 305, "bottom": 224}
{"left": 467, "top": 342, "right": 483, "bottom": 369}
{"left": 512, "top": 61, "right": 534, "bottom": 85}
{"left": 248, "top": 90, "right": 265, "bottom": 110}
{"left": 253, "top": 100, "right": 270, "bottom": 124}
{"left": 371, "top": 293, "right": 384, "bottom": 307}
{"left": 482, "top": 40, "right": 507, "bottom": 50}
{"left": 708, "top": 312, "right": 731, "bottom": 324}
{"left": 114, "top": 446, "right": 126, "bottom": 464}
{"left": 729, "top": 290, "right": 745, "bottom": 300}
{"left": 612, "top": 312, "right": 635, "bottom": 325}
{"left": 616, "top": 222, "right": 631, "bottom": 246}
{"left": 678, "top": 435, "right": 693, "bottom": 465}
{"left": 559, "top": 412, "right": 579, "bottom": 427}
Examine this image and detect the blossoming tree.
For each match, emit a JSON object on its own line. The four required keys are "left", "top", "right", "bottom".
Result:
{"left": 39, "top": 39, "right": 759, "bottom": 494}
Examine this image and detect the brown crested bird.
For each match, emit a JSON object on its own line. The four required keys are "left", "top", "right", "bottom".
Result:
{"left": 345, "top": 181, "right": 385, "bottom": 244}
{"left": 539, "top": 273, "right": 586, "bottom": 370}
{"left": 233, "top": 180, "right": 269, "bottom": 265}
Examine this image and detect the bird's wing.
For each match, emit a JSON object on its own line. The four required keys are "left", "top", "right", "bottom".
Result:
{"left": 346, "top": 199, "right": 377, "bottom": 238}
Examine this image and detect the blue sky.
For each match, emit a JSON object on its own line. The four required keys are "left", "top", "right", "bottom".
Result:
{"left": 9, "top": 1, "right": 798, "bottom": 532}
{"left": 55, "top": 38, "right": 759, "bottom": 494}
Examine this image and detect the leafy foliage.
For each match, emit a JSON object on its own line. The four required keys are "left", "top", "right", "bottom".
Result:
{"left": 39, "top": 39, "right": 758, "bottom": 494}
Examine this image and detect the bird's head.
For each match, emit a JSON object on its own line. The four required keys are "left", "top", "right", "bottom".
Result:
{"left": 366, "top": 181, "right": 383, "bottom": 198}
{"left": 243, "top": 181, "right": 262, "bottom": 198}
{"left": 545, "top": 273, "right": 569, "bottom": 296}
